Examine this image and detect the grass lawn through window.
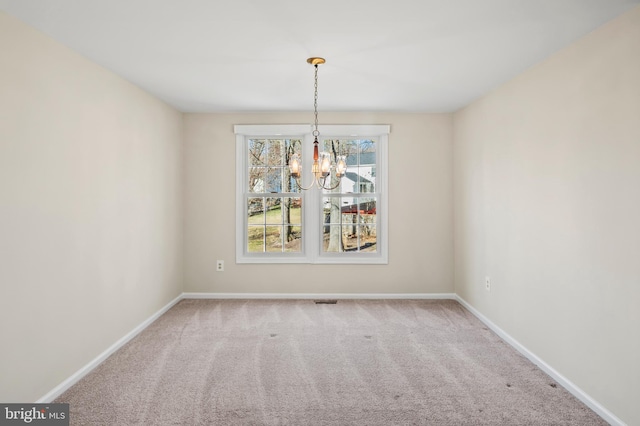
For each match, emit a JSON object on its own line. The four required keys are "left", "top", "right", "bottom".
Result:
{"left": 247, "top": 206, "right": 302, "bottom": 252}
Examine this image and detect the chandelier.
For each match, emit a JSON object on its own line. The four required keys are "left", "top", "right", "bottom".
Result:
{"left": 288, "top": 57, "right": 346, "bottom": 190}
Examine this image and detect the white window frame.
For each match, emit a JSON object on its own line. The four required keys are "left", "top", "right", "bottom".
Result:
{"left": 235, "top": 124, "right": 389, "bottom": 264}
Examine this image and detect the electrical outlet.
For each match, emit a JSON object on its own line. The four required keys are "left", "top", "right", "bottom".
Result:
{"left": 216, "top": 260, "right": 224, "bottom": 272}
{"left": 485, "top": 276, "right": 491, "bottom": 292}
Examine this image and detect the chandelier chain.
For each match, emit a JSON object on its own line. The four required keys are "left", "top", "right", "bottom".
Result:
{"left": 313, "top": 64, "right": 319, "bottom": 137}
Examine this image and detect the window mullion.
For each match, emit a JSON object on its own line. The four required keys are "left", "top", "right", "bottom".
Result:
{"left": 301, "top": 133, "right": 319, "bottom": 260}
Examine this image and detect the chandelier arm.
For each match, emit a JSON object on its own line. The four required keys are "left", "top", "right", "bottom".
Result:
{"left": 292, "top": 175, "right": 319, "bottom": 191}
{"left": 319, "top": 176, "right": 343, "bottom": 191}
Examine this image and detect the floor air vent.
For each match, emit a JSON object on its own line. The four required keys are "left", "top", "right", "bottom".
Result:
{"left": 314, "top": 299, "right": 338, "bottom": 304}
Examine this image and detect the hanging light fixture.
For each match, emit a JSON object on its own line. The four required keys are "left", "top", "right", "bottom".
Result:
{"left": 289, "top": 57, "right": 347, "bottom": 190}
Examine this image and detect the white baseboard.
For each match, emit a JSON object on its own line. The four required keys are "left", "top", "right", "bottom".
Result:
{"left": 455, "top": 295, "right": 624, "bottom": 426}
{"left": 37, "top": 293, "right": 183, "bottom": 403}
{"left": 183, "top": 292, "right": 457, "bottom": 300}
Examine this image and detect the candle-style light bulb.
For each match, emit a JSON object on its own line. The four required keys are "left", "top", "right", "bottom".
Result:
{"left": 320, "top": 153, "right": 331, "bottom": 177}
{"left": 289, "top": 154, "right": 301, "bottom": 178}
{"left": 336, "top": 155, "right": 347, "bottom": 177}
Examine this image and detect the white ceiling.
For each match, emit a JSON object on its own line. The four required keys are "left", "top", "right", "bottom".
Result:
{"left": 1, "top": 0, "right": 638, "bottom": 112}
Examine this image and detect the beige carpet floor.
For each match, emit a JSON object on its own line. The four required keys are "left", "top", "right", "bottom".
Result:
{"left": 57, "top": 299, "right": 606, "bottom": 425}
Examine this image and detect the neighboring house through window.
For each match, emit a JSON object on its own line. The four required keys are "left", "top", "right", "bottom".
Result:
{"left": 235, "top": 124, "right": 389, "bottom": 264}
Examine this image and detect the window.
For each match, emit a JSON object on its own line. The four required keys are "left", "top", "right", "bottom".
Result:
{"left": 235, "top": 124, "right": 389, "bottom": 264}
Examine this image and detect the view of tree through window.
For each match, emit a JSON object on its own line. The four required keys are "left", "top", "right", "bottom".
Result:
{"left": 247, "top": 138, "right": 302, "bottom": 253}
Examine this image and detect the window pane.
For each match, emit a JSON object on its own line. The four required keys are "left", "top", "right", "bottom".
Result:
{"left": 360, "top": 198, "right": 376, "bottom": 216}
{"left": 286, "top": 175, "right": 300, "bottom": 193}
{"left": 321, "top": 139, "right": 347, "bottom": 194}
{"left": 267, "top": 139, "right": 284, "bottom": 166}
{"left": 248, "top": 167, "right": 265, "bottom": 192}
{"left": 247, "top": 198, "right": 264, "bottom": 222}
{"left": 320, "top": 139, "right": 342, "bottom": 169}
{"left": 340, "top": 197, "right": 358, "bottom": 215}
{"left": 282, "top": 162, "right": 298, "bottom": 194}
{"left": 338, "top": 139, "right": 358, "bottom": 161}
{"left": 247, "top": 225, "right": 264, "bottom": 252}
{"left": 287, "top": 139, "right": 302, "bottom": 157}
{"left": 264, "top": 198, "right": 281, "bottom": 224}
{"left": 358, "top": 140, "right": 376, "bottom": 193}
{"left": 284, "top": 226, "right": 302, "bottom": 253}
{"left": 249, "top": 139, "right": 266, "bottom": 166}
{"left": 359, "top": 171, "right": 375, "bottom": 193}
{"left": 265, "top": 226, "right": 282, "bottom": 252}
{"left": 283, "top": 197, "right": 302, "bottom": 225}
{"left": 323, "top": 225, "right": 342, "bottom": 253}
{"left": 284, "top": 139, "right": 301, "bottom": 194}
{"left": 247, "top": 197, "right": 265, "bottom": 253}
{"left": 323, "top": 197, "right": 342, "bottom": 224}
{"left": 341, "top": 224, "right": 377, "bottom": 252}
{"left": 266, "top": 167, "right": 282, "bottom": 193}
{"left": 357, "top": 198, "right": 377, "bottom": 252}
{"left": 358, "top": 225, "right": 377, "bottom": 252}
{"left": 343, "top": 225, "right": 358, "bottom": 251}
{"left": 359, "top": 139, "right": 376, "bottom": 159}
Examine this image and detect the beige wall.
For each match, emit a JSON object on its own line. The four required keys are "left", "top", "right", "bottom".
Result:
{"left": 453, "top": 6, "right": 640, "bottom": 425}
{"left": 3, "top": 2, "right": 636, "bottom": 420}
{"left": 0, "top": 12, "right": 184, "bottom": 402}
{"left": 184, "top": 112, "right": 453, "bottom": 294}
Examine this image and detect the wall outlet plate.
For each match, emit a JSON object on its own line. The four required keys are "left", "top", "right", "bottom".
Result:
{"left": 485, "top": 276, "right": 491, "bottom": 292}
{"left": 216, "top": 260, "right": 224, "bottom": 272}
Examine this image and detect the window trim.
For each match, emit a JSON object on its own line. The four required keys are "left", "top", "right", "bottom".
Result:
{"left": 235, "top": 124, "right": 389, "bottom": 264}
